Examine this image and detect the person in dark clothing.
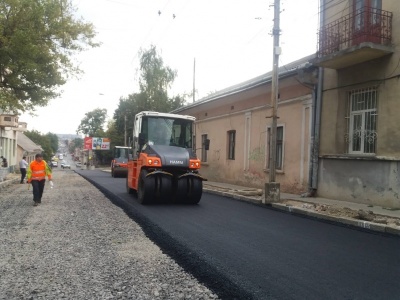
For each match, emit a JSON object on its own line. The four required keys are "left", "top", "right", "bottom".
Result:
{"left": 1, "top": 156, "right": 7, "bottom": 168}
{"left": 19, "top": 156, "right": 29, "bottom": 183}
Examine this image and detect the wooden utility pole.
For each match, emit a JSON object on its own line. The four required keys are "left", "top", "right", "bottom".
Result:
{"left": 124, "top": 114, "right": 127, "bottom": 147}
{"left": 193, "top": 58, "right": 196, "bottom": 103}
{"left": 264, "top": 0, "right": 281, "bottom": 203}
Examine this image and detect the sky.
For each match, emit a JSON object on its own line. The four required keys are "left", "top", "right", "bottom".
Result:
{"left": 21, "top": 0, "right": 320, "bottom": 135}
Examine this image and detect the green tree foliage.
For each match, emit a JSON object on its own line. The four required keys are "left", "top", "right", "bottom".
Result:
{"left": 138, "top": 45, "right": 186, "bottom": 112}
{"left": 106, "top": 119, "right": 124, "bottom": 147}
{"left": 45, "top": 132, "right": 59, "bottom": 154}
{"left": 68, "top": 137, "right": 83, "bottom": 154}
{"left": 111, "top": 45, "right": 187, "bottom": 146}
{"left": 77, "top": 108, "right": 107, "bottom": 137}
{"left": 0, "top": 0, "right": 99, "bottom": 112}
{"left": 24, "top": 130, "right": 53, "bottom": 160}
{"left": 95, "top": 120, "right": 118, "bottom": 165}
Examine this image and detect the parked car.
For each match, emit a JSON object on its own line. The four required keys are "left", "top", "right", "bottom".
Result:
{"left": 76, "top": 162, "right": 82, "bottom": 168}
{"left": 51, "top": 161, "right": 58, "bottom": 167}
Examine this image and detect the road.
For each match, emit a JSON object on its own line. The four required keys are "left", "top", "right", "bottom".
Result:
{"left": 76, "top": 169, "right": 400, "bottom": 300}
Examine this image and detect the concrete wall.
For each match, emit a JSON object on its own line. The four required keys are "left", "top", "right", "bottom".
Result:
{"left": 319, "top": 158, "right": 400, "bottom": 208}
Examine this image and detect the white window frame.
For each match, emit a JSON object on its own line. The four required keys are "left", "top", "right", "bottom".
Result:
{"left": 347, "top": 87, "right": 378, "bottom": 155}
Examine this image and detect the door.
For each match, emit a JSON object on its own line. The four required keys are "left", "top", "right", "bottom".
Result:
{"left": 352, "top": 0, "right": 382, "bottom": 45}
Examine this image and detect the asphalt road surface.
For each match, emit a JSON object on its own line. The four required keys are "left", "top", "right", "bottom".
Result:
{"left": 77, "top": 169, "right": 400, "bottom": 300}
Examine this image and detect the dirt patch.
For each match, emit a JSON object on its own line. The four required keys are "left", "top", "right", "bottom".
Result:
{"left": 281, "top": 200, "right": 400, "bottom": 228}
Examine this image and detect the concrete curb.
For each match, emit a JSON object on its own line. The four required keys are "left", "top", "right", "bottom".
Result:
{"left": 0, "top": 177, "right": 20, "bottom": 191}
{"left": 203, "top": 187, "right": 400, "bottom": 237}
{"left": 203, "top": 188, "right": 262, "bottom": 205}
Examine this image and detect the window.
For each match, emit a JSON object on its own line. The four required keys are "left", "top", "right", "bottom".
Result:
{"left": 267, "top": 126, "right": 284, "bottom": 170}
{"left": 354, "top": 0, "right": 382, "bottom": 27}
{"left": 142, "top": 116, "right": 193, "bottom": 148}
{"left": 201, "top": 134, "right": 208, "bottom": 162}
{"left": 227, "top": 130, "right": 236, "bottom": 160}
{"left": 347, "top": 87, "right": 377, "bottom": 154}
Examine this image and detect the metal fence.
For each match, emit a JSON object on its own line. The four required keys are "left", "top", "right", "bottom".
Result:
{"left": 317, "top": 7, "right": 392, "bottom": 57}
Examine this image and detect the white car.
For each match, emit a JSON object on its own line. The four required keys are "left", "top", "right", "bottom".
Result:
{"left": 51, "top": 161, "right": 58, "bottom": 167}
{"left": 61, "top": 162, "right": 71, "bottom": 169}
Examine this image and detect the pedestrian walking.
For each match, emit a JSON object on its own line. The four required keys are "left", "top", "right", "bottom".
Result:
{"left": 27, "top": 153, "right": 52, "bottom": 206}
{"left": 19, "top": 156, "right": 29, "bottom": 184}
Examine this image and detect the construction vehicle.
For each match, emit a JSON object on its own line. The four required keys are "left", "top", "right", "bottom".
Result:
{"left": 111, "top": 146, "right": 131, "bottom": 177}
{"left": 126, "top": 111, "right": 209, "bottom": 204}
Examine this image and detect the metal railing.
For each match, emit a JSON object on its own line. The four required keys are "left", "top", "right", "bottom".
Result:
{"left": 317, "top": 7, "right": 392, "bottom": 57}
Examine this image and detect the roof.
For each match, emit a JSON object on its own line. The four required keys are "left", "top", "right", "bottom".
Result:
{"left": 136, "top": 111, "right": 196, "bottom": 121}
{"left": 17, "top": 132, "right": 43, "bottom": 152}
{"left": 172, "top": 53, "right": 316, "bottom": 113}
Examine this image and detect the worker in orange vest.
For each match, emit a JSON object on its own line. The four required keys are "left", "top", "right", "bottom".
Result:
{"left": 27, "top": 153, "right": 53, "bottom": 206}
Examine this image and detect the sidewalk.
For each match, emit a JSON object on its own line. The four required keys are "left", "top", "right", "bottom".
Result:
{"left": 203, "top": 181, "right": 400, "bottom": 236}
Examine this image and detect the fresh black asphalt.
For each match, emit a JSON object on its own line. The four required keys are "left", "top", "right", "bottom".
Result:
{"left": 77, "top": 169, "right": 400, "bottom": 300}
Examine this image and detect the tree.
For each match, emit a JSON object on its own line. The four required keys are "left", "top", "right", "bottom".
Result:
{"left": 106, "top": 119, "right": 124, "bottom": 147}
{"left": 45, "top": 132, "right": 59, "bottom": 154}
{"left": 0, "top": 0, "right": 98, "bottom": 113}
{"left": 24, "top": 130, "right": 53, "bottom": 160}
{"left": 68, "top": 137, "right": 83, "bottom": 154}
{"left": 138, "top": 45, "right": 186, "bottom": 112}
{"left": 112, "top": 45, "right": 187, "bottom": 143}
{"left": 77, "top": 108, "right": 107, "bottom": 137}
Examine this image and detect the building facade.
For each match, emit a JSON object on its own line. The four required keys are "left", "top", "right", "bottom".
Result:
{"left": 174, "top": 56, "right": 318, "bottom": 194}
{"left": 314, "top": 0, "right": 400, "bottom": 208}
{"left": 0, "top": 113, "right": 19, "bottom": 172}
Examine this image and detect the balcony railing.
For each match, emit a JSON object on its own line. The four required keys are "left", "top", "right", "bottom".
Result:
{"left": 317, "top": 7, "right": 392, "bottom": 57}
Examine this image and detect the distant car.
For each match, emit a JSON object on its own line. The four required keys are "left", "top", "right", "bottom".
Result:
{"left": 51, "top": 161, "right": 58, "bottom": 167}
{"left": 76, "top": 162, "right": 82, "bottom": 168}
{"left": 61, "top": 163, "right": 71, "bottom": 169}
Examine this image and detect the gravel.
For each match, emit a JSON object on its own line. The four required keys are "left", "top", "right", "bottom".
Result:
{"left": 0, "top": 170, "right": 218, "bottom": 299}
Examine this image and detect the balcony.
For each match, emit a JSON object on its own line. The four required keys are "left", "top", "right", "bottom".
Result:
{"left": 0, "top": 114, "right": 19, "bottom": 128}
{"left": 314, "top": 7, "right": 393, "bottom": 69}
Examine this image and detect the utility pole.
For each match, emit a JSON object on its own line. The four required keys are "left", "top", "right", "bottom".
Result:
{"left": 264, "top": 0, "right": 281, "bottom": 204}
{"left": 124, "top": 114, "right": 127, "bottom": 147}
{"left": 193, "top": 58, "right": 196, "bottom": 103}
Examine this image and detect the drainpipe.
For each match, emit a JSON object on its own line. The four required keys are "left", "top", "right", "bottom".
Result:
{"left": 307, "top": 86, "right": 316, "bottom": 195}
{"left": 310, "top": 68, "right": 323, "bottom": 194}
{"left": 309, "top": 0, "right": 325, "bottom": 195}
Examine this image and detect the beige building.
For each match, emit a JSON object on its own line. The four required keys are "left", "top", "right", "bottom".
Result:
{"left": 313, "top": 0, "right": 400, "bottom": 208}
{"left": 0, "top": 113, "right": 19, "bottom": 172}
{"left": 0, "top": 115, "right": 42, "bottom": 179}
{"left": 174, "top": 56, "right": 318, "bottom": 195}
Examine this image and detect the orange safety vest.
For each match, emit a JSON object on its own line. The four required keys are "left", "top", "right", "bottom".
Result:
{"left": 27, "top": 160, "right": 52, "bottom": 182}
